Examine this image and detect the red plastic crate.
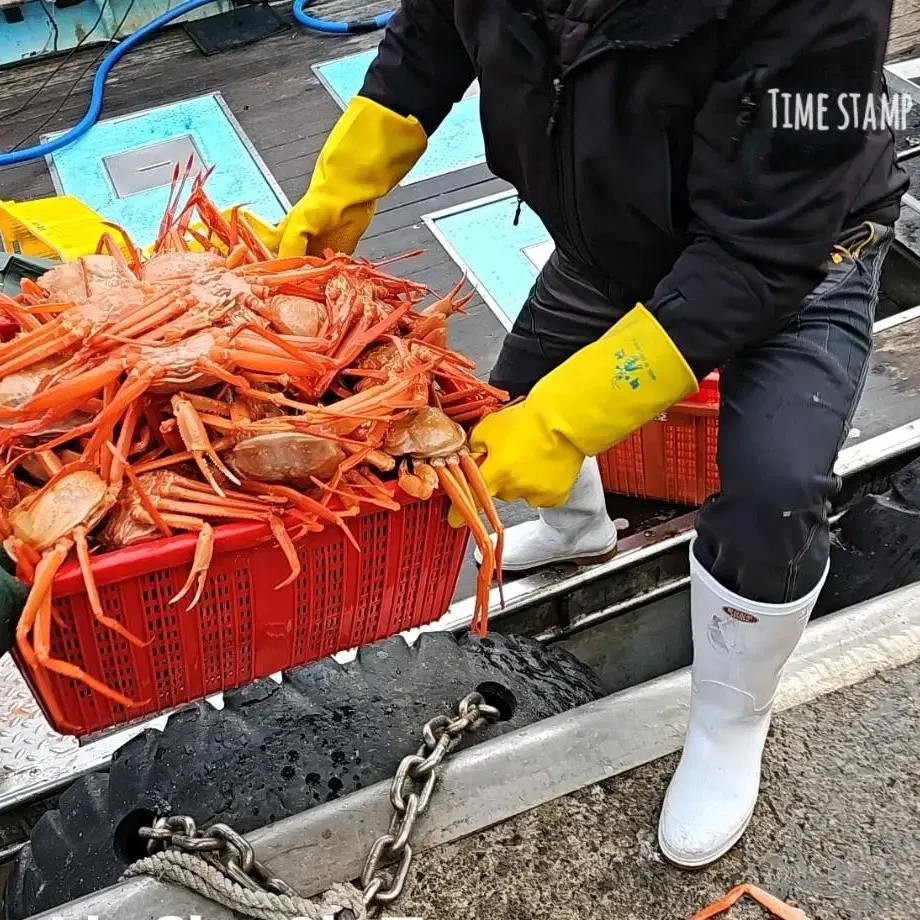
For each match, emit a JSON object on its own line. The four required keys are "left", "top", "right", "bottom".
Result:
{"left": 598, "top": 371, "right": 721, "bottom": 506}
{"left": 12, "top": 491, "right": 469, "bottom": 737}
{"left": 0, "top": 315, "right": 19, "bottom": 342}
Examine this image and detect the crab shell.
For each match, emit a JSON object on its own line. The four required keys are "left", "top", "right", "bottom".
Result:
{"left": 37, "top": 255, "right": 138, "bottom": 304}
{"left": 0, "top": 362, "right": 64, "bottom": 411}
{"left": 229, "top": 432, "right": 346, "bottom": 485}
{"left": 261, "top": 295, "right": 326, "bottom": 337}
{"left": 98, "top": 490, "right": 159, "bottom": 548}
{"left": 0, "top": 362, "right": 94, "bottom": 436}
{"left": 383, "top": 407, "right": 467, "bottom": 459}
{"left": 141, "top": 331, "right": 222, "bottom": 394}
{"left": 8, "top": 469, "right": 111, "bottom": 551}
{"left": 142, "top": 251, "right": 225, "bottom": 285}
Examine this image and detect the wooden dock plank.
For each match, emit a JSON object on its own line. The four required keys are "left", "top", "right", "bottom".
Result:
{"left": 856, "top": 315, "right": 920, "bottom": 441}
{"left": 890, "top": 0, "right": 920, "bottom": 60}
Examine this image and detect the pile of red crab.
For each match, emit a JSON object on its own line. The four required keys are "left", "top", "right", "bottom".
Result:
{"left": 0, "top": 172, "right": 506, "bottom": 709}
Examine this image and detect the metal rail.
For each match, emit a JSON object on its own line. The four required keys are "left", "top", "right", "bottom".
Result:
{"left": 32, "top": 580, "right": 920, "bottom": 920}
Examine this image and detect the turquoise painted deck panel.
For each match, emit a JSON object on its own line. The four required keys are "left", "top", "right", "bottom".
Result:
{"left": 45, "top": 94, "right": 287, "bottom": 249}
{"left": 1, "top": 0, "right": 97, "bottom": 64}
{"left": 0, "top": 0, "right": 230, "bottom": 65}
{"left": 314, "top": 48, "right": 485, "bottom": 185}
{"left": 427, "top": 194, "right": 554, "bottom": 328}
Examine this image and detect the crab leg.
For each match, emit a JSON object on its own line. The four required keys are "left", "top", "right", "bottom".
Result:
{"left": 168, "top": 484, "right": 280, "bottom": 514}
{"left": 397, "top": 460, "right": 438, "bottom": 500}
{"left": 225, "top": 243, "right": 251, "bottom": 270}
{"left": 459, "top": 453, "right": 505, "bottom": 607}
{"left": 82, "top": 365, "right": 165, "bottom": 462}
{"left": 177, "top": 392, "right": 233, "bottom": 416}
{"left": 328, "top": 299, "right": 414, "bottom": 373}
{"left": 97, "top": 230, "right": 140, "bottom": 279}
{"left": 194, "top": 359, "right": 324, "bottom": 412}
{"left": 15, "top": 590, "right": 79, "bottom": 732}
{"left": 103, "top": 400, "right": 142, "bottom": 488}
{"left": 95, "top": 287, "right": 192, "bottom": 343}
{"left": 238, "top": 482, "right": 361, "bottom": 552}
{"left": 73, "top": 526, "right": 148, "bottom": 648}
{"left": 0, "top": 293, "right": 43, "bottom": 332}
{"left": 171, "top": 394, "right": 241, "bottom": 496}
{"left": 152, "top": 498, "right": 267, "bottom": 521}
{"left": 689, "top": 885, "right": 809, "bottom": 920}
{"left": 14, "top": 543, "right": 66, "bottom": 638}
{"left": 99, "top": 222, "right": 143, "bottom": 277}
{"left": 231, "top": 208, "right": 274, "bottom": 263}
{"left": 19, "top": 357, "right": 128, "bottom": 416}
{"left": 268, "top": 516, "right": 300, "bottom": 590}
{"left": 311, "top": 474, "right": 398, "bottom": 513}
{"left": 26, "top": 544, "right": 147, "bottom": 709}
{"left": 0, "top": 317, "right": 64, "bottom": 361}
{"left": 317, "top": 370, "right": 431, "bottom": 419}
{"left": 345, "top": 478, "right": 402, "bottom": 512}
{"left": 209, "top": 345, "right": 325, "bottom": 379}
{"left": 0, "top": 324, "right": 80, "bottom": 379}
{"left": 105, "top": 443, "right": 175, "bottom": 539}
{"left": 435, "top": 465, "right": 494, "bottom": 636}
{"left": 228, "top": 324, "right": 335, "bottom": 373}
{"left": 169, "top": 519, "right": 214, "bottom": 608}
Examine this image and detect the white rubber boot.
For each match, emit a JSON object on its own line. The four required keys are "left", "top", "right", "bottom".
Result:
{"left": 657, "top": 539, "right": 829, "bottom": 868}
{"left": 474, "top": 457, "right": 618, "bottom": 571}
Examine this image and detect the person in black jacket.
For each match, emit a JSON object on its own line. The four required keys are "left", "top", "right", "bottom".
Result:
{"left": 272, "top": 0, "right": 907, "bottom": 866}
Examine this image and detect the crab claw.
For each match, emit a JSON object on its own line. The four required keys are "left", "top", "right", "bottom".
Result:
{"left": 397, "top": 459, "right": 438, "bottom": 500}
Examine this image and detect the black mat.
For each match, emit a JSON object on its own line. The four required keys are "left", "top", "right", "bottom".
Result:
{"left": 183, "top": 3, "right": 290, "bottom": 56}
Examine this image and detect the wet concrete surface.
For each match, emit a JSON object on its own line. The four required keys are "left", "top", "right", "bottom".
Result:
{"left": 397, "top": 657, "right": 920, "bottom": 920}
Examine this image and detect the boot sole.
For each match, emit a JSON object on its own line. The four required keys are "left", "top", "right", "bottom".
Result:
{"left": 477, "top": 544, "right": 620, "bottom": 573}
{"left": 656, "top": 806, "right": 754, "bottom": 870}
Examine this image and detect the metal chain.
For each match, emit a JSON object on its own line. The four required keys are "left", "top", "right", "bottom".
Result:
{"left": 136, "top": 690, "right": 500, "bottom": 919}
{"left": 140, "top": 815, "right": 302, "bottom": 899}
{"left": 360, "top": 691, "right": 500, "bottom": 915}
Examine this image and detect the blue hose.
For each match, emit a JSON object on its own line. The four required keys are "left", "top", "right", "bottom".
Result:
{"left": 293, "top": 0, "right": 393, "bottom": 33}
{"left": 0, "top": 0, "right": 394, "bottom": 168}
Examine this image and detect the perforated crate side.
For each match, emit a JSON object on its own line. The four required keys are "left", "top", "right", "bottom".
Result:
{"left": 423, "top": 496, "right": 471, "bottom": 623}
{"left": 701, "top": 416, "right": 721, "bottom": 499}
{"left": 663, "top": 416, "right": 702, "bottom": 504}
{"left": 16, "top": 494, "right": 469, "bottom": 737}
{"left": 599, "top": 430, "right": 649, "bottom": 497}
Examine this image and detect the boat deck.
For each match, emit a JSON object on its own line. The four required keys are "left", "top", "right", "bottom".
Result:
{"left": 3, "top": 11, "right": 920, "bottom": 821}
{"left": 4, "top": 22, "right": 920, "bottom": 599}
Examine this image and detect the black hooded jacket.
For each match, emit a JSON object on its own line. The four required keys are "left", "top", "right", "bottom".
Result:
{"left": 360, "top": 0, "right": 908, "bottom": 378}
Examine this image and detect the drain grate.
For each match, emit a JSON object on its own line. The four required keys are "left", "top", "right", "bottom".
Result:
{"left": 103, "top": 136, "right": 204, "bottom": 198}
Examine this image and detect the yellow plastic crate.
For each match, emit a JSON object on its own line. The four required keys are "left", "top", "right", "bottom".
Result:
{"left": 0, "top": 197, "right": 118, "bottom": 262}
{"left": 1, "top": 196, "right": 279, "bottom": 263}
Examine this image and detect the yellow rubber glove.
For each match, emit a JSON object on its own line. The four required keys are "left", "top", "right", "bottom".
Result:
{"left": 457, "top": 304, "right": 699, "bottom": 516}
{"left": 269, "top": 96, "right": 428, "bottom": 258}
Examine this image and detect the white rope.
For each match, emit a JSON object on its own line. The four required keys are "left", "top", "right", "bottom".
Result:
{"left": 122, "top": 850, "right": 367, "bottom": 920}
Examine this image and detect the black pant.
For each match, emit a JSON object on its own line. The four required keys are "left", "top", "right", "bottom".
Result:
{"left": 489, "top": 223, "right": 894, "bottom": 604}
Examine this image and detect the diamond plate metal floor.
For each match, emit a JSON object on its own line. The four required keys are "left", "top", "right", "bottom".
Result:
{"left": 0, "top": 656, "right": 169, "bottom": 812}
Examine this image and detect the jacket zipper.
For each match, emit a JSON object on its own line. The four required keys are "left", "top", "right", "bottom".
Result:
{"left": 546, "top": 76, "right": 564, "bottom": 136}
{"left": 545, "top": 69, "right": 604, "bottom": 272}
{"left": 523, "top": 0, "right": 688, "bottom": 267}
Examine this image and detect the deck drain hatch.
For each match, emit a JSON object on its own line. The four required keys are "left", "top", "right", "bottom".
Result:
{"left": 103, "top": 136, "right": 205, "bottom": 198}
